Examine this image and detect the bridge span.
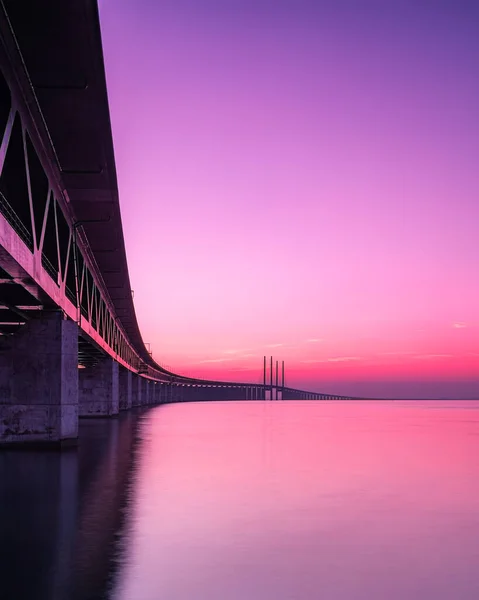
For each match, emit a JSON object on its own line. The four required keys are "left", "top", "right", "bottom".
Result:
{"left": 0, "top": 1, "right": 355, "bottom": 445}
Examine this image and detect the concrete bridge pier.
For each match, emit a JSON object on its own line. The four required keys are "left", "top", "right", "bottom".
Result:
{"left": 175, "top": 385, "right": 183, "bottom": 402}
{"left": 143, "top": 380, "right": 150, "bottom": 405}
{"left": 149, "top": 383, "right": 155, "bottom": 404}
{"left": 79, "top": 357, "right": 119, "bottom": 417}
{"left": 119, "top": 368, "right": 132, "bottom": 411}
{"left": 148, "top": 381, "right": 155, "bottom": 405}
{"left": 139, "top": 377, "right": 147, "bottom": 406}
{"left": 131, "top": 375, "right": 141, "bottom": 407}
{"left": 0, "top": 312, "right": 78, "bottom": 445}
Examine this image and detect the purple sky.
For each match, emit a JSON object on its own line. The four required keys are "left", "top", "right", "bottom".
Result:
{"left": 99, "top": 0, "right": 479, "bottom": 397}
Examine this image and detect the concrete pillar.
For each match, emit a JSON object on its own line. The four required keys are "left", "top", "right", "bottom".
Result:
{"left": 141, "top": 378, "right": 149, "bottom": 405}
{"left": 131, "top": 374, "right": 138, "bottom": 407}
{"left": 132, "top": 374, "right": 139, "bottom": 407}
{"left": 141, "top": 378, "right": 148, "bottom": 405}
{"left": 119, "top": 368, "right": 132, "bottom": 411}
{"left": 131, "top": 375, "right": 143, "bottom": 407}
{"left": 138, "top": 377, "right": 145, "bottom": 406}
{"left": 152, "top": 382, "right": 157, "bottom": 404}
{"left": 151, "top": 383, "right": 156, "bottom": 405}
{"left": 142, "top": 380, "right": 149, "bottom": 405}
{"left": 145, "top": 380, "right": 152, "bottom": 405}
{"left": 79, "top": 357, "right": 119, "bottom": 417}
{"left": 0, "top": 311, "right": 78, "bottom": 445}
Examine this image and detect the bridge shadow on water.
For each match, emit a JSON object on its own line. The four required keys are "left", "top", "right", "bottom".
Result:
{"left": 0, "top": 410, "right": 145, "bottom": 600}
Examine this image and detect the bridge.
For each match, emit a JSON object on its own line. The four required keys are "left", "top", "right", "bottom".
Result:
{"left": 0, "top": 1, "right": 355, "bottom": 446}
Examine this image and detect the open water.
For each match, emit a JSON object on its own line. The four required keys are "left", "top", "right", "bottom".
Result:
{"left": 1, "top": 400, "right": 478, "bottom": 599}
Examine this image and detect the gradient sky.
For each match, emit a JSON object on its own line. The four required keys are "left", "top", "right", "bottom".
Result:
{"left": 99, "top": 0, "right": 479, "bottom": 397}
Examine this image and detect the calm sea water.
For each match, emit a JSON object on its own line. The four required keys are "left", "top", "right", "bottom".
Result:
{"left": 1, "top": 400, "right": 479, "bottom": 599}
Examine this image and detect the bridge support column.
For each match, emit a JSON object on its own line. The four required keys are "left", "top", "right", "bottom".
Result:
{"left": 140, "top": 378, "right": 149, "bottom": 406}
{"left": 151, "top": 383, "right": 157, "bottom": 405}
{"left": 152, "top": 382, "right": 157, "bottom": 404}
{"left": 131, "top": 375, "right": 140, "bottom": 407}
{"left": 119, "top": 368, "right": 132, "bottom": 411}
{"left": 0, "top": 312, "right": 78, "bottom": 445}
{"left": 145, "top": 380, "right": 152, "bottom": 405}
{"left": 79, "top": 357, "right": 119, "bottom": 417}
{"left": 142, "top": 380, "right": 149, "bottom": 405}
{"left": 141, "top": 378, "right": 148, "bottom": 405}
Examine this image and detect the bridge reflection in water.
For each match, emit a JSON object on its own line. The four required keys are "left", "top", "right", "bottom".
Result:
{"left": 2, "top": 401, "right": 479, "bottom": 600}
{"left": 0, "top": 411, "right": 140, "bottom": 600}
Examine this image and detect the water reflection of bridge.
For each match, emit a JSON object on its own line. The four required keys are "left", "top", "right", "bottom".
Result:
{"left": 0, "top": 413, "right": 139, "bottom": 600}
{"left": 0, "top": 1, "right": 355, "bottom": 446}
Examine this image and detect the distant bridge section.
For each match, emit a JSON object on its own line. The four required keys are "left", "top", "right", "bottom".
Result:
{"left": 0, "top": 1, "right": 355, "bottom": 446}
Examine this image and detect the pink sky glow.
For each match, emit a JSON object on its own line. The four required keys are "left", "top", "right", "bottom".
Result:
{"left": 99, "top": 1, "right": 479, "bottom": 397}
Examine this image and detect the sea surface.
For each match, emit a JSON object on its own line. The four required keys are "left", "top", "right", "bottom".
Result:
{"left": 1, "top": 400, "right": 479, "bottom": 600}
